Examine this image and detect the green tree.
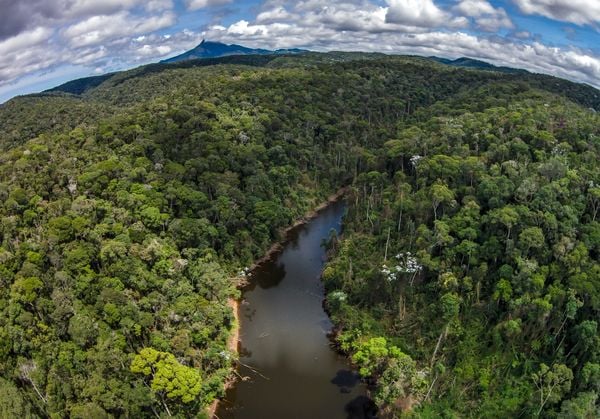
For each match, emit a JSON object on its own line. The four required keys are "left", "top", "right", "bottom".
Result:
{"left": 130, "top": 348, "right": 203, "bottom": 407}
{"left": 532, "top": 363, "right": 574, "bottom": 415}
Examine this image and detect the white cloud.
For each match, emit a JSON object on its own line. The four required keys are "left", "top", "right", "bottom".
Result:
{"left": 0, "top": 0, "right": 176, "bottom": 40}
{"left": 136, "top": 44, "right": 173, "bottom": 57}
{"left": 185, "top": 0, "right": 232, "bottom": 10}
{"left": 386, "top": 0, "right": 466, "bottom": 28}
{"left": 59, "top": 0, "right": 145, "bottom": 19}
{"left": 126, "top": 31, "right": 203, "bottom": 62}
{"left": 0, "top": 27, "right": 59, "bottom": 83}
{"left": 71, "top": 46, "right": 108, "bottom": 65}
{"left": 455, "top": 0, "right": 496, "bottom": 15}
{"left": 455, "top": 0, "right": 513, "bottom": 31}
{"left": 513, "top": 31, "right": 531, "bottom": 39}
{"left": 0, "top": 27, "right": 52, "bottom": 56}
{"left": 62, "top": 11, "right": 176, "bottom": 47}
{"left": 257, "top": 6, "right": 295, "bottom": 22}
{"left": 144, "top": 0, "right": 174, "bottom": 12}
{"left": 512, "top": 0, "right": 600, "bottom": 27}
{"left": 303, "top": 3, "right": 392, "bottom": 33}
{"left": 256, "top": 2, "right": 449, "bottom": 35}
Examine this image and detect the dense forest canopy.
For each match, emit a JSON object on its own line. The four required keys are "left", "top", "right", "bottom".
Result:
{"left": 0, "top": 52, "right": 598, "bottom": 417}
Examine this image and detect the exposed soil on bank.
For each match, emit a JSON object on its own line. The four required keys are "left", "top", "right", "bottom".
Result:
{"left": 207, "top": 297, "right": 240, "bottom": 418}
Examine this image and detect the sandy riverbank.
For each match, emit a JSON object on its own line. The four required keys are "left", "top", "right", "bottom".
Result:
{"left": 206, "top": 297, "right": 240, "bottom": 418}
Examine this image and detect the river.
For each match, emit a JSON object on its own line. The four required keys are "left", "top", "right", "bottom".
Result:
{"left": 216, "top": 199, "right": 375, "bottom": 418}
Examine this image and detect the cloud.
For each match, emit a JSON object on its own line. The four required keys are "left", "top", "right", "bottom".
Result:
{"left": 186, "top": 0, "right": 232, "bottom": 10}
{"left": 135, "top": 44, "right": 173, "bottom": 57}
{"left": 511, "top": 30, "right": 532, "bottom": 39}
{"left": 124, "top": 30, "right": 204, "bottom": 63}
{"left": 256, "top": 6, "right": 295, "bottom": 23}
{"left": 60, "top": 0, "right": 147, "bottom": 18}
{"left": 0, "top": 27, "right": 52, "bottom": 56}
{"left": 257, "top": 1, "right": 452, "bottom": 35}
{"left": 71, "top": 46, "right": 108, "bottom": 65}
{"left": 302, "top": 3, "right": 393, "bottom": 33}
{"left": 385, "top": 0, "right": 446, "bottom": 26}
{"left": 386, "top": 0, "right": 466, "bottom": 28}
{"left": 0, "top": 0, "right": 179, "bottom": 87}
{"left": 0, "top": 27, "right": 59, "bottom": 83}
{"left": 512, "top": 0, "right": 600, "bottom": 27}
{"left": 455, "top": 0, "right": 513, "bottom": 31}
{"left": 145, "top": 0, "right": 175, "bottom": 12}
{"left": 61, "top": 11, "right": 176, "bottom": 47}
{"left": 0, "top": 0, "right": 150, "bottom": 40}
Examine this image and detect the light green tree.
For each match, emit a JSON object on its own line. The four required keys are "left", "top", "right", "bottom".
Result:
{"left": 131, "top": 347, "right": 203, "bottom": 412}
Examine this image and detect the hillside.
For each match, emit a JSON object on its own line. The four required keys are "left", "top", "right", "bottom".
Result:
{"left": 160, "top": 40, "right": 306, "bottom": 64}
{"left": 0, "top": 53, "right": 598, "bottom": 418}
{"left": 429, "top": 56, "right": 528, "bottom": 74}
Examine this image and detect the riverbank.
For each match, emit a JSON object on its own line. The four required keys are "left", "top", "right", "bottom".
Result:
{"left": 208, "top": 187, "right": 348, "bottom": 418}
{"left": 242, "top": 187, "right": 349, "bottom": 279}
{"left": 207, "top": 297, "right": 240, "bottom": 417}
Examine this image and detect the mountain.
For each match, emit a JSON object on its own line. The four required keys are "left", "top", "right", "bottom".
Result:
{"left": 40, "top": 51, "right": 599, "bottom": 111}
{"left": 429, "top": 56, "right": 528, "bottom": 74}
{"left": 160, "top": 39, "right": 306, "bottom": 63}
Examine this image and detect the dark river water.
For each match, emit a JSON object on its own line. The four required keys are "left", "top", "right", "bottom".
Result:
{"left": 216, "top": 200, "right": 375, "bottom": 419}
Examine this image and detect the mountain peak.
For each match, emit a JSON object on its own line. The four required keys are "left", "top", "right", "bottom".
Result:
{"left": 160, "top": 40, "right": 306, "bottom": 64}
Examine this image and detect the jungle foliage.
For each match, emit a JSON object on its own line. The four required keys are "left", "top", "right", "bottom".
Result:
{"left": 323, "top": 80, "right": 600, "bottom": 417}
{"left": 0, "top": 52, "right": 598, "bottom": 417}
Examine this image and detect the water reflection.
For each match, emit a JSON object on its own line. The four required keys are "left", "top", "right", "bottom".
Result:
{"left": 246, "top": 260, "right": 286, "bottom": 291}
{"left": 345, "top": 396, "right": 378, "bottom": 419}
{"left": 216, "top": 200, "right": 375, "bottom": 418}
{"left": 331, "top": 369, "right": 361, "bottom": 392}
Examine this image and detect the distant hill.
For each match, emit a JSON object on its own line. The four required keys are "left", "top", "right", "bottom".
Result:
{"left": 44, "top": 73, "right": 116, "bottom": 95}
{"left": 429, "top": 56, "right": 528, "bottom": 74}
{"left": 37, "top": 46, "right": 598, "bottom": 111}
{"left": 160, "top": 40, "right": 306, "bottom": 63}
{"left": 45, "top": 54, "right": 281, "bottom": 96}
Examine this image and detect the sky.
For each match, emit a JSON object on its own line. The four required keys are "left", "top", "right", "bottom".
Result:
{"left": 0, "top": 0, "right": 599, "bottom": 103}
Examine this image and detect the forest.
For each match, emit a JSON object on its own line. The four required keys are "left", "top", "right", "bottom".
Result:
{"left": 0, "top": 52, "right": 598, "bottom": 418}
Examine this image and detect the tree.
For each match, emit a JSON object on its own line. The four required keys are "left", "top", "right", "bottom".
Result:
{"left": 558, "top": 392, "right": 598, "bottom": 419}
{"left": 140, "top": 206, "right": 169, "bottom": 230}
{"left": 519, "top": 227, "right": 545, "bottom": 254}
{"left": 374, "top": 352, "right": 428, "bottom": 408}
{"left": 429, "top": 182, "right": 455, "bottom": 220}
{"left": 130, "top": 347, "right": 203, "bottom": 410}
{"left": 532, "top": 363, "right": 573, "bottom": 415}
{"left": 0, "top": 378, "right": 33, "bottom": 418}
{"left": 352, "top": 337, "right": 391, "bottom": 378}
{"left": 588, "top": 186, "right": 600, "bottom": 221}
{"left": 489, "top": 206, "right": 519, "bottom": 242}
{"left": 70, "top": 403, "right": 110, "bottom": 419}
{"left": 10, "top": 276, "right": 43, "bottom": 306}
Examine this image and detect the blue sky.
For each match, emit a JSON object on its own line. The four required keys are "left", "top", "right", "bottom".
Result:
{"left": 0, "top": 0, "right": 598, "bottom": 103}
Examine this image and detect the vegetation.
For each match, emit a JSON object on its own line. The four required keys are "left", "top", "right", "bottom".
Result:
{"left": 323, "top": 86, "right": 600, "bottom": 416}
{"left": 0, "top": 52, "right": 598, "bottom": 417}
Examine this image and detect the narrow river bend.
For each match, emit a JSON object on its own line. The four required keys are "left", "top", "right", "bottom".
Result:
{"left": 216, "top": 200, "right": 375, "bottom": 418}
